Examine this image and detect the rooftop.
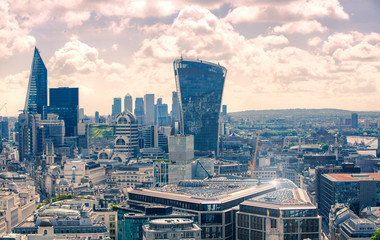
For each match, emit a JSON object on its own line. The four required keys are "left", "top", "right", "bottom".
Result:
{"left": 130, "top": 179, "right": 295, "bottom": 204}
{"left": 323, "top": 173, "right": 380, "bottom": 182}
{"left": 241, "top": 187, "right": 316, "bottom": 209}
{"left": 150, "top": 218, "right": 193, "bottom": 225}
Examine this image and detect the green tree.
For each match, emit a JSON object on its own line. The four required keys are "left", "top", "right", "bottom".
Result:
{"left": 372, "top": 229, "right": 380, "bottom": 240}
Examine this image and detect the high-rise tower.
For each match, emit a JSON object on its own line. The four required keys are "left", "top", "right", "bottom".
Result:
{"left": 174, "top": 59, "right": 227, "bottom": 155}
{"left": 124, "top": 94, "right": 133, "bottom": 113}
{"left": 144, "top": 94, "right": 155, "bottom": 126}
{"left": 171, "top": 91, "right": 180, "bottom": 122}
{"left": 44, "top": 87, "right": 79, "bottom": 137}
{"left": 134, "top": 97, "right": 145, "bottom": 125}
{"left": 24, "top": 47, "right": 47, "bottom": 114}
{"left": 112, "top": 98, "right": 122, "bottom": 117}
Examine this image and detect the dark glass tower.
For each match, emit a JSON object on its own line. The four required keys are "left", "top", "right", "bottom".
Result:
{"left": 44, "top": 87, "right": 79, "bottom": 137}
{"left": 134, "top": 97, "right": 145, "bottom": 125}
{"left": 24, "top": 47, "right": 47, "bottom": 114}
{"left": 174, "top": 59, "right": 227, "bottom": 154}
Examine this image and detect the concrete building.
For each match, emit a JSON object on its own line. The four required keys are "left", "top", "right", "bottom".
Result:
{"left": 18, "top": 113, "right": 41, "bottom": 162}
{"left": 153, "top": 158, "right": 214, "bottom": 187}
{"left": 12, "top": 200, "right": 108, "bottom": 239}
{"left": 168, "top": 135, "right": 194, "bottom": 163}
{"left": 142, "top": 218, "right": 201, "bottom": 240}
{"left": 140, "top": 148, "right": 165, "bottom": 160}
{"left": 118, "top": 205, "right": 196, "bottom": 240}
{"left": 110, "top": 165, "right": 153, "bottom": 189}
{"left": 113, "top": 111, "right": 139, "bottom": 159}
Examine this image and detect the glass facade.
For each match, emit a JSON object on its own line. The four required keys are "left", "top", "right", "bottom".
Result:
{"left": 134, "top": 97, "right": 144, "bottom": 125}
{"left": 319, "top": 175, "right": 380, "bottom": 218}
{"left": 24, "top": 47, "right": 47, "bottom": 114}
{"left": 44, "top": 88, "right": 79, "bottom": 137}
{"left": 174, "top": 59, "right": 227, "bottom": 154}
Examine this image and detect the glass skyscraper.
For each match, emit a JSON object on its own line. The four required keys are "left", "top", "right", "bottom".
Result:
{"left": 173, "top": 58, "right": 227, "bottom": 155}
{"left": 44, "top": 87, "right": 79, "bottom": 137}
{"left": 134, "top": 97, "right": 145, "bottom": 125}
{"left": 24, "top": 47, "right": 47, "bottom": 114}
{"left": 144, "top": 94, "right": 155, "bottom": 126}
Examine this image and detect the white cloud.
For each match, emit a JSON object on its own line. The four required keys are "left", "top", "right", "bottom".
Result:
{"left": 273, "top": 20, "right": 327, "bottom": 34}
{"left": 63, "top": 11, "right": 91, "bottom": 28}
{"left": 307, "top": 37, "right": 322, "bottom": 46}
{"left": 0, "top": 71, "right": 29, "bottom": 113}
{"left": 225, "top": 0, "right": 349, "bottom": 24}
{"left": 0, "top": 1, "right": 35, "bottom": 58}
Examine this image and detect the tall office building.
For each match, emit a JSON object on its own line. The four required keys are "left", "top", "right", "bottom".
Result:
{"left": 124, "top": 94, "right": 133, "bottom": 113}
{"left": 222, "top": 105, "right": 227, "bottom": 116}
{"left": 18, "top": 113, "right": 41, "bottom": 162}
{"left": 44, "top": 87, "right": 79, "bottom": 137}
{"left": 172, "top": 91, "right": 180, "bottom": 122}
{"left": 24, "top": 47, "right": 47, "bottom": 114}
{"left": 156, "top": 99, "right": 169, "bottom": 127}
{"left": 144, "top": 94, "right": 155, "bottom": 126}
{"left": 95, "top": 111, "right": 99, "bottom": 123}
{"left": 319, "top": 173, "right": 380, "bottom": 218}
{"left": 134, "top": 97, "right": 145, "bottom": 125}
{"left": 351, "top": 113, "right": 358, "bottom": 128}
{"left": 112, "top": 97, "right": 122, "bottom": 117}
{"left": 174, "top": 59, "right": 227, "bottom": 155}
{"left": 114, "top": 112, "right": 139, "bottom": 159}
{"left": 0, "top": 118, "right": 9, "bottom": 140}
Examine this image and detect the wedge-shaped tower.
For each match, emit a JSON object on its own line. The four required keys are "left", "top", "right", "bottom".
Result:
{"left": 24, "top": 47, "right": 47, "bottom": 114}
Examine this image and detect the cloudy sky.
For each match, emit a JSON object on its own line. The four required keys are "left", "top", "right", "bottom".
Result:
{"left": 1, "top": 0, "right": 380, "bottom": 116}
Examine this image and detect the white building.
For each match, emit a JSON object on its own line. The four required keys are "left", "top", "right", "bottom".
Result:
{"left": 142, "top": 218, "right": 201, "bottom": 240}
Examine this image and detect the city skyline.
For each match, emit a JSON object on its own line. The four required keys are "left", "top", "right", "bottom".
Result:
{"left": 1, "top": 0, "right": 380, "bottom": 116}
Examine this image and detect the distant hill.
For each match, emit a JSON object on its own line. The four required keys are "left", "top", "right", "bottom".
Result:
{"left": 229, "top": 108, "right": 380, "bottom": 120}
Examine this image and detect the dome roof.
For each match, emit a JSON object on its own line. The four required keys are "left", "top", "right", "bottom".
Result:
{"left": 116, "top": 111, "right": 137, "bottom": 124}
{"left": 58, "top": 179, "right": 69, "bottom": 186}
{"left": 39, "top": 219, "right": 53, "bottom": 227}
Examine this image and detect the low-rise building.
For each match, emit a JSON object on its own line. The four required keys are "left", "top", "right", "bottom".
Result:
{"left": 12, "top": 200, "right": 109, "bottom": 240}
{"left": 142, "top": 218, "right": 201, "bottom": 240}
{"left": 236, "top": 187, "right": 321, "bottom": 240}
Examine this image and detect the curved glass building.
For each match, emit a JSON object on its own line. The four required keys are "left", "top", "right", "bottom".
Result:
{"left": 173, "top": 58, "right": 227, "bottom": 155}
{"left": 24, "top": 47, "right": 47, "bottom": 114}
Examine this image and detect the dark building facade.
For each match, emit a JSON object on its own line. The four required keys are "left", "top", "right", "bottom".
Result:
{"left": 24, "top": 47, "right": 47, "bottom": 114}
{"left": 174, "top": 59, "right": 227, "bottom": 155}
{"left": 351, "top": 113, "right": 358, "bottom": 129}
{"left": 319, "top": 173, "right": 380, "bottom": 219}
{"left": 44, "top": 87, "right": 79, "bottom": 137}
{"left": 134, "top": 97, "right": 144, "bottom": 125}
{"left": 315, "top": 163, "right": 360, "bottom": 213}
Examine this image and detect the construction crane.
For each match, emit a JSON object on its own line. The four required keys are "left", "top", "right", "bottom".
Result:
{"left": 0, "top": 103, "right": 6, "bottom": 112}
{"left": 248, "top": 130, "right": 261, "bottom": 178}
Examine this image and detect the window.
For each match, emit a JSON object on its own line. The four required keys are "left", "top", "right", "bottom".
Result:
{"left": 271, "top": 219, "right": 277, "bottom": 228}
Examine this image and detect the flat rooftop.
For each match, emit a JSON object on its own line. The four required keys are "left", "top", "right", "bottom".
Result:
{"left": 130, "top": 179, "right": 296, "bottom": 204}
{"left": 323, "top": 173, "right": 380, "bottom": 182}
{"left": 241, "top": 188, "right": 316, "bottom": 210}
